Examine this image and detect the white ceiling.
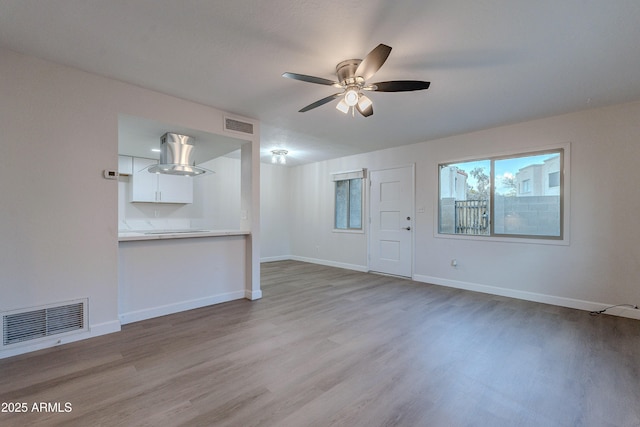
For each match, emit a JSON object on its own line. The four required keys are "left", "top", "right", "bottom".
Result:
{"left": 2, "top": 0, "right": 640, "bottom": 166}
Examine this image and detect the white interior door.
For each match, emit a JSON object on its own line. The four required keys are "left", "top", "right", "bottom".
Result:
{"left": 369, "top": 166, "right": 413, "bottom": 277}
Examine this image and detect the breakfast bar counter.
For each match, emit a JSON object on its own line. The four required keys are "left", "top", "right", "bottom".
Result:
{"left": 118, "top": 229, "right": 250, "bottom": 242}
{"left": 118, "top": 230, "right": 249, "bottom": 324}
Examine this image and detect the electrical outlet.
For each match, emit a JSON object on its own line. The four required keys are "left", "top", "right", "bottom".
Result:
{"left": 451, "top": 259, "right": 458, "bottom": 268}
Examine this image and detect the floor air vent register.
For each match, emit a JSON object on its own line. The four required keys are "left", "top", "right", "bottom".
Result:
{"left": 2, "top": 299, "right": 88, "bottom": 347}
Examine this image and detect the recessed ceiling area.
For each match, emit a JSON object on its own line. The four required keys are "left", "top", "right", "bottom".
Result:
{"left": 2, "top": 1, "right": 640, "bottom": 166}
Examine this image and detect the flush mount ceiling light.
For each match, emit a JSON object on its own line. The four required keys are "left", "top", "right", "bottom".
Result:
{"left": 283, "top": 44, "right": 430, "bottom": 118}
{"left": 271, "top": 149, "right": 288, "bottom": 164}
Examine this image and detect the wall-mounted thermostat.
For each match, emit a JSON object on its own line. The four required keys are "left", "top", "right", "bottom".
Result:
{"left": 103, "top": 169, "right": 119, "bottom": 180}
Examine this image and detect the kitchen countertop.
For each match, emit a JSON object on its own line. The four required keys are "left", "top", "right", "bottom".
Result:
{"left": 118, "top": 229, "right": 250, "bottom": 242}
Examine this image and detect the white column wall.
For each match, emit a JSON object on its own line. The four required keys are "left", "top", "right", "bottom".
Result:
{"left": 260, "top": 163, "right": 292, "bottom": 261}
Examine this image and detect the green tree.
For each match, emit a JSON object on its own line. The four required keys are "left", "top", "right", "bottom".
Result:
{"left": 501, "top": 174, "right": 517, "bottom": 197}
{"left": 467, "top": 167, "right": 489, "bottom": 200}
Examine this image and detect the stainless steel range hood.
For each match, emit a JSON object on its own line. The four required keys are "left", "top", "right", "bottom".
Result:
{"left": 147, "top": 133, "right": 212, "bottom": 176}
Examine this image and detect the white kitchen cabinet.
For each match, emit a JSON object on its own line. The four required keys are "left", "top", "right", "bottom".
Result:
{"left": 158, "top": 173, "right": 193, "bottom": 203}
{"left": 131, "top": 157, "right": 193, "bottom": 203}
{"left": 118, "top": 155, "right": 133, "bottom": 175}
{"left": 131, "top": 157, "right": 157, "bottom": 202}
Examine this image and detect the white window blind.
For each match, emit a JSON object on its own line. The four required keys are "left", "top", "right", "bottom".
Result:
{"left": 331, "top": 169, "right": 366, "bottom": 181}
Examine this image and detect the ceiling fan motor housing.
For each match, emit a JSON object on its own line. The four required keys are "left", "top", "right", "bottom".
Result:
{"left": 336, "top": 59, "right": 363, "bottom": 85}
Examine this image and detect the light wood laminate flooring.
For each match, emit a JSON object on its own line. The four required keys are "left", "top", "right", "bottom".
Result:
{"left": 1, "top": 260, "right": 639, "bottom": 426}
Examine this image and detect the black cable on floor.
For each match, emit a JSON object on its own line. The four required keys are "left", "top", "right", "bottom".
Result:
{"left": 589, "top": 303, "right": 638, "bottom": 316}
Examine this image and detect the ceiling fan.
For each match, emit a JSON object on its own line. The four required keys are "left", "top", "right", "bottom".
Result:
{"left": 282, "top": 44, "right": 430, "bottom": 118}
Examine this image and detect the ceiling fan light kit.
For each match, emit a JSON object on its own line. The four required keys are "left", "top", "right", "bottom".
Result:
{"left": 344, "top": 88, "right": 359, "bottom": 106}
{"left": 357, "top": 94, "right": 372, "bottom": 111}
{"left": 335, "top": 99, "right": 350, "bottom": 114}
{"left": 283, "top": 44, "right": 430, "bottom": 118}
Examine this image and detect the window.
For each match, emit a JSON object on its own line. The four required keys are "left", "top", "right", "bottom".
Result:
{"left": 333, "top": 169, "right": 365, "bottom": 230}
{"left": 439, "top": 148, "right": 564, "bottom": 239}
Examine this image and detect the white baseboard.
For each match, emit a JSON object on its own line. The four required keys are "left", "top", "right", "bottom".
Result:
{"left": 413, "top": 274, "right": 640, "bottom": 320}
{"left": 261, "top": 255, "right": 292, "bottom": 263}
{"left": 259, "top": 255, "right": 368, "bottom": 272}
{"left": 290, "top": 255, "right": 368, "bottom": 273}
{"left": 90, "top": 320, "right": 123, "bottom": 336}
{"left": 245, "top": 289, "right": 263, "bottom": 300}
{"left": 119, "top": 291, "right": 246, "bottom": 325}
{"left": 0, "top": 320, "right": 121, "bottom": 360}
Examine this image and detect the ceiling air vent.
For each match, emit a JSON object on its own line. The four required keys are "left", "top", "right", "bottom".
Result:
{"left": 2, "top": 299, "right": 88, "bottom": 347}
{"left": 224, "top": 116, "right": 254, "bottom": 135}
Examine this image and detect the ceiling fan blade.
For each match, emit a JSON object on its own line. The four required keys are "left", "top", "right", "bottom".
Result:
{"left": 299, "top": 93, "right": 343, "bottom": 112}
{"left": 356, "top": 103, "right": 373, "bottom": 117}
{"left": 282, "top": 72, "right": 340, "bottom": 87}
{"left": 371, "top": 80, "right": 431, "bottom": 92}
{"left": 355, "top": 44, "right": 392, "bottom": 81}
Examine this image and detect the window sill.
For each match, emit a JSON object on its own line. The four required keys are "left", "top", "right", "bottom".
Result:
{"left": 434, "top": 232, "right": 569, "bottom": 246}
{"left": 333, "top": 228, "right": 365, "bottom": 235}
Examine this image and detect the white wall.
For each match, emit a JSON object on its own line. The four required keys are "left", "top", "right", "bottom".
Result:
{"left": 198, "top": 156, "right": 242, "bottom": 229}
{"left": 289, "top": 161, "right": 369, "bottom": 270}
{"left": 286, "top": 101, "right": 640, "bottom": 317}
{"left": 0, "top": 47, "right": 260, "bottom": 358}
{"left": 260, "top": 163, "right": 292, "bottom": 261}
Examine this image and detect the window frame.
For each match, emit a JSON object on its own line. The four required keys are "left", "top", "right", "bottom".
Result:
{"left": 332, "top": 169, "right": 366, "bottom": 233}
{"left": 436, "top": 143, "right": 569, "bottom": 245}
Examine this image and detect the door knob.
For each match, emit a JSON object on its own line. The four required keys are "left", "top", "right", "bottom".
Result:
{"left": 404, "top": 226, "right": 411, "bottom": 231}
